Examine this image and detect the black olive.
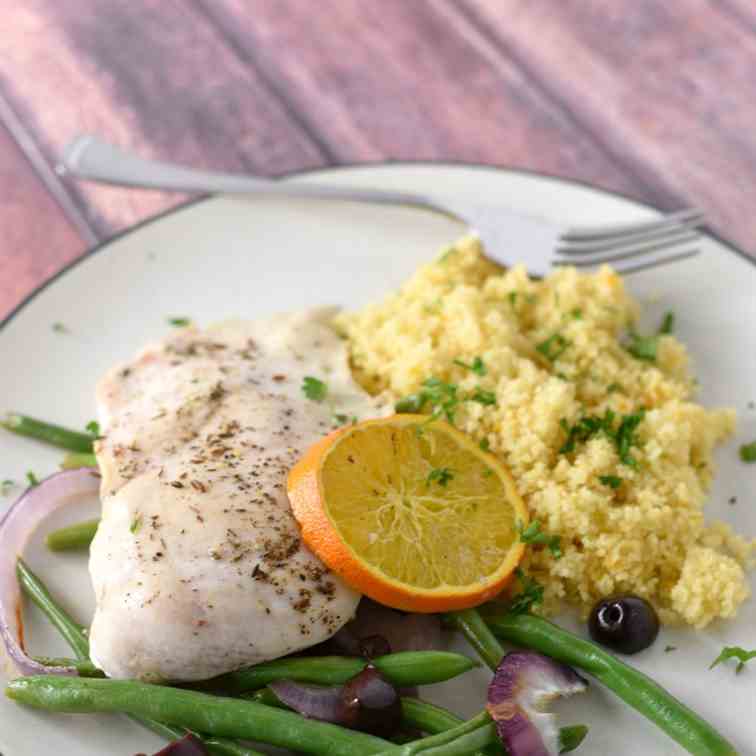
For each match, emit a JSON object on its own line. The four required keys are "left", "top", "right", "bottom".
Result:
{"left": 588, "top": 595, "right": 660, "bottom": 654}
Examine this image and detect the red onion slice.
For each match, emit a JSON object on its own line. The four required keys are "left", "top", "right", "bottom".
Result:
{"left": 0, "top": 468, "right": 100, "bottom": 676}
{"left": 270, "top": 665, "right": 402, "bottom": 738}
{"left": 346, "top": 598, "right": 443, "bottom": 652}
{"left": 269, "top": 679, "right": 356, "bottom": 724}
{"left": 487, "top": 651, "right": 588, "bottom": 756}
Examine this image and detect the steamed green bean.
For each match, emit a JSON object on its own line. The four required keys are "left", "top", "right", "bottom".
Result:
{"left": 210, "top": 651, "right": 478, "bottom": 694}
{"left": 60, "top": 452, "right": 98, "bottom": 470}
{"left": 6, "top": 676, "right": 392, "bottom": 756}
{"left": 1, "top": 413, "right": 95, "bottom": 453}
{"left": 45, "top": 519, "right": 99, "bottom": 551}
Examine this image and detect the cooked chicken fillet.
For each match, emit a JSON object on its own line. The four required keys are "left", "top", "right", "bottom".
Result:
{"left": 88, "top": 310, "right": 385, "bottom": 682}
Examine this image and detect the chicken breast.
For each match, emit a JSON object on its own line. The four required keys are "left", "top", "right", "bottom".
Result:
{"left": 88, "top": 309, "right": 386, "bottom": 682}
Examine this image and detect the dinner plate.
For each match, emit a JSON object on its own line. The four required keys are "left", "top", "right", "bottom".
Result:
{"left": 1, "top": 164, "right": 754, "bottom": 756}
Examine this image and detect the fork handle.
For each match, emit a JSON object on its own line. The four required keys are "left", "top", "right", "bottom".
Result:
{"left": 61, "top": 135, "right": 453, "bottom": 216}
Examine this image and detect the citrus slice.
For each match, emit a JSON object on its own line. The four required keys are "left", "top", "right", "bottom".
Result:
{"left": 287, "top": 414, "right": 529, "bottom": 612}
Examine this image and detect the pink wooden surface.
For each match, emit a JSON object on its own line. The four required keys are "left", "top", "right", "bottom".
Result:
{"left": 1, "top": 0, "right": 755, "bottom": 320}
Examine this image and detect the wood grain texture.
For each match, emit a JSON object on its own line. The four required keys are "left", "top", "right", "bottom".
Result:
{"left": 717, "top": 0, "right": 756, "bottom": 32}
{"left": 0, "top": 1, "right": 326, "bottom": 236}
{"left": 462, "top": 0, "right": 756, "bottom": 253}
{"left": 0, "top": 121, "right": 85, "bottom": 320}
{"left": 2, "top": 0, "right": 756, "bottom": 320}
{"left": 201, "top": 0, "right": 649, "bottom": 199}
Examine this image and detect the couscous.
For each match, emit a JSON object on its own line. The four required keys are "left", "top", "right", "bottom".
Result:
{"left": 336, "top": 235, "right": 753, "bottom": 627}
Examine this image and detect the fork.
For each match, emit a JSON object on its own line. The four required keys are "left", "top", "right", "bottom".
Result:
{"left": 61, "top": 135, "right": 702, "bottom": 276}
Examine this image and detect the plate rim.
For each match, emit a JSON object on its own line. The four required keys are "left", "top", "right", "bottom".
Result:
{"left": 2, "top": 162, "right": 754, "bottom": 753}
{"left": 3, "top": 161, "right": 753, "bottom": 332}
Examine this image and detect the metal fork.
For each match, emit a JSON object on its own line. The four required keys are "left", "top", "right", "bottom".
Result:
{"left": 61, "top": 135, "right": 702, "bottom": 276}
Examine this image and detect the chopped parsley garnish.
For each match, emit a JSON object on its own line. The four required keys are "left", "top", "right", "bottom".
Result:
{"left": 508, "top": 568, "right": 544, "bottom": 615}
{"left": 85, "top": 420, "right": 101, "bottom": 437}
{"left": 52, "top": 322, "right": 68, "bottom": 334}
{"left": 570, "top": 308, "right": 583, "bottom": 320}
{"left": 508, "top": 292, "right": 518, "bottom": 308}
{"left": 1, "top": 479, "right": 14, "bottom": 496}
{"left": 599, "top": 474, "right": 623, "bottom": 489}
{"left": 427, "top": 467, "right": 454, "bottom": 486}
{"left": 625, "top": 332, "right": 658, "bottom": 362}
{"left": 167, "top": 317, "right": 192, "bottom": 327}
{"left": 333, "top": 414, "right": 358, "bottom": 427}
{"left": 396, "top": 378, "right": 459, "bottom": 423}
{"left": 479, "top": 438, "right": 490, "bottom": 452}
{"left": 615, "top": 411, "right": 646, "bottom": 468}
{"left": 130, "top": 514, "right": 142, "bottom": 534}
{"left": 536, "top": 333, "right": 570, "bottom": 362}
{"left": 396, "top": 370, "right": 496, "bottom": 423}
{"left": 659, "top": 311, "right": 675, "bottom": 335}
{"left": 625, "top": 311, "right": 675, "bottom": 362}
{"left": 664, "top": 645, "right": 677, "bottom": 653}
{"left": 453, "top": 356, "right": 487, "bottom": 376}
{"left": 395, "top": 394, "right": 426, "bottom": 414}
{"left": 302, "top": 376, "right": 328, "bottom": 403}
{"left": 26, "top": 471, "right": 39, "bottom": 487}
{"left": 740, "top": 441, "right": 756, "bottom": 463}
{"left": 422, "top": 378, "right": 460, "bottom": 422}
{"left": 560, "top": 409, "right": 645, "bottom": 468}
{"left": 470, "top": 388, "right": 497, "bottom": 406}
{"left": 516, "top": 520, "right": 562, "bottom": 559}
{"left": 607, "top": 383, "right": 621, "bottom": 394}
{"left": 710, "top": 646, "right": 756, "bottom": 674}
{"left": 559, "top": 412, "right": 615, "bottom": 454}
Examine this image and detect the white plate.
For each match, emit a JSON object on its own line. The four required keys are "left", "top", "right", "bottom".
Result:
{"left": 1, "top": 164, "right": 754, "bottom": 756}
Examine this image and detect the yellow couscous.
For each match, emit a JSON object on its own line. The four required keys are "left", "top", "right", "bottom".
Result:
{"left": 336, "top": 235, "right": 753, "bottom": 627}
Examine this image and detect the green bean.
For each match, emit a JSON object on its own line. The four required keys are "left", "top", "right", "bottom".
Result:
{"left": 60, "top": 452, "right": 98, "bottom": 470}
{"left": 6, "top": 676, "right": 393, "bottom": 756}
{"left": 16, "top": 558, "right": 260, "bottom": 756}
{"left": 209, "top": 651, "right": 478, "bottom": 694}
{"left": 45, "top": 518, "right": 99, "bottom": 551}
{"left": 248, "top": 689, "right": 493, "bottom": 753}
{"left": 446, "top": 609, "right": 504, "bottom": 671}
{"left": 373, "top": 711, "right": 496, "bottom": 755}
{"left": 32, "top": 656, "right": 104, "bottom": 677}
{"left": 401, "top": 698, "right": 586, "bottom": 754}
{"left": 136, "top": 718, "right": 264, "bottom": 756}
{"left": 400, "top": 698, "right": 474, "bottom": 736}
{"left": 1, "top": 413, "right": 95, "bottom": 453}
{"left": 244, "top": 688, "right": 284, "bottom": 707}
{"left": 17, "top": 559, "right": 90, "bottom": 661}
{"left": 486, "top": 611, "right": 737, "bottom": 756}
{"left": 559, "top": 726, "right": 589, "bottom": 754}
{"left": 400, "top": 699, "right": 499, "bottom": 756}
{"left": 248, "top": 687, "right": 466, "bottom": 733}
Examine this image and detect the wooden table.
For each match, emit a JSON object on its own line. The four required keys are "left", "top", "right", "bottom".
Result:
{"left": 3, "top": 1, "right": 755, "bottom": 320}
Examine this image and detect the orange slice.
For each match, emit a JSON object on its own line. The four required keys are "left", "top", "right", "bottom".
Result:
{"left": 287, "top": 415, "right": 528, "bottom": 612}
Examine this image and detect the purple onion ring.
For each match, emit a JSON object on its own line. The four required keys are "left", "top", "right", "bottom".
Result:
{"left": 0, "top": 468, "right": 100, "bottom": 676}
{"left": 487, "top": 650, "right": 588, "bottom": 756}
